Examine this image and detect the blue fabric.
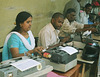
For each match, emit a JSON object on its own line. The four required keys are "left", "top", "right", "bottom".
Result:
{"left": 2, "top": 34, "right": 31, "bottom": 61}
{"left": 88, "top": 19, "right": 93, "bottom": 25}
{"left": 2, "top": 44, "right": 9, "bottom": 61}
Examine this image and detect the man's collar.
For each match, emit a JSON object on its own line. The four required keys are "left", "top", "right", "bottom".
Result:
{"left": 50, "top": 23, "right": 55, "bottom": 31}
{"left": 84, "top": 11, "right": 89, "bottom": 17}
{"left": 65, "top": 18, "right": 75, "bottom": 24}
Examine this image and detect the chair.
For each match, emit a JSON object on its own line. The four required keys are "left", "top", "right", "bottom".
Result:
{"left": 0, "top": 46, "right": 3, "bottom": 62}
{"left": 34, "top": 37, "right": 38, "bottom": 47}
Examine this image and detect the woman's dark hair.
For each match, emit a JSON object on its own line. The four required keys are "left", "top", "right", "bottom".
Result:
{"left": 64, "top": 8, "right": 76, "bottom": 18}
{"left": 11, "top": 11, "right": 32, "bottom": 32}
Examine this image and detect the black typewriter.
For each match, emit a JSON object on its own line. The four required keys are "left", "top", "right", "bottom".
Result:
{"left": 43, "top": 47, "right": 77, "bottom": 64}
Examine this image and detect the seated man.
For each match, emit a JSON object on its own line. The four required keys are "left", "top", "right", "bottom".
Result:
{"left": 59, "top": 8, "right": 98, "bottom": 41}
{"left": 80, "top": 3, "right": 92, "bottom": 24}
{"left": 38, "top": 12, "right": 69, "bottom": 49}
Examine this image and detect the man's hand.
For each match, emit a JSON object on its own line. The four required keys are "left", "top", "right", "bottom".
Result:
{"left": 90, "top": 28, "right": 97, "bottom": 32}
{"left": 75, "top": 29, "right": 82, "bottom": 33}
{"left": 60, "top": 36, "right": 71, "bottom": 43}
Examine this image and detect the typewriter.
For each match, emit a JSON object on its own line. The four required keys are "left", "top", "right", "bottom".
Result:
{"left": 42, "top": 46, "right": 78, "bottom": 72}
{"left": 0, "top": 56, "right": 53, "bottom": 77}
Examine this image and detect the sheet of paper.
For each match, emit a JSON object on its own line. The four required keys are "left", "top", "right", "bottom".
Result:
{"left": 59, "top": 46, "right": 78, "bottom": 55}
{"left": 10, "top": 59, "right": 41, "bottom": 71}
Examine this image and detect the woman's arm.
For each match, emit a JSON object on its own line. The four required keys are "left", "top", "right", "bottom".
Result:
{"left": 10, "top": 46, "right": 44, "bottom": 58}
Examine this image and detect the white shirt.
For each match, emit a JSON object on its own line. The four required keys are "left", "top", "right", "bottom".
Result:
{"left": 38, "top": 23, "right": 60, "bottom": 48}
{"left": 59, "top": 18, "right": 84, "bottom": 37}
{"left": 80, "top": 11, "right": 89, "bottom": 24}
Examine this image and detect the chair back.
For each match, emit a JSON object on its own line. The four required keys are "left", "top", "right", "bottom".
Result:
{"left": 0, "top": 46, "right": 3, "bottom": 62}
{"left": 34, "top": 37, "right": 38, "bottom": 47}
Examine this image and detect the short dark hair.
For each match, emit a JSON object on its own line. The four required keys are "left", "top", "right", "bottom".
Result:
{"left": 85, "top": 3, "right": 92, "bottom": 8}
{"left": 52, "top": 12, "right": 64, "bottom": 19}
{"left": 64, "top": 8, "right": 76, "bottom": 18}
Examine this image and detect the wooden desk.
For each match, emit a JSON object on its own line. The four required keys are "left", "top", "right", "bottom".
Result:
{"left": 92, "top": 34, "right": 100, "bottom": 77}
{"left": 77, "top": 51, "right": 94, "bottom": 77}
{"left": 53, "top": 64, "right": 81, "bottom": 77}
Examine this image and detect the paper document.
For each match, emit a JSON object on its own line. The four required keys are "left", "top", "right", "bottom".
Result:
{"left": 60, "top": 46, "right": 78, "bottom": 55}
{"left": 10, "top": 59, "right": 41, "bottom": 71}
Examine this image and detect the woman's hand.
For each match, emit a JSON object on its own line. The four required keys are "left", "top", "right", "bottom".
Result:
{"left": 33, "top": 46, "right": 44, "bottom": 56}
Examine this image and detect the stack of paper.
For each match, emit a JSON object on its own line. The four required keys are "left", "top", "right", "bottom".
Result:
{"left": 59, "top": 46, "right": 78, "bottom": 55}
{"left": 10, "top": 59, "right": 41, "bottom": 71}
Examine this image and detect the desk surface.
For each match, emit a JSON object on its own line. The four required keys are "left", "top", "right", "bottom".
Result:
{"left": 77, "top": 51, "right": 94, "bottom": 64}
{"left": 73, "top": 41, "right": 94, "bottom": 64}
{"left": 92, "top": 34, "right": 100, "bottom": 40}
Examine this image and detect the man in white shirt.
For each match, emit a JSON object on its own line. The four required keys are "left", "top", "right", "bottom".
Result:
{"left": 38, "top": 12, "right": 68, "bottom": 49}
{"left": 80, "top": 3, "right": 92, "bottom": 24}
{"left": 59, "top": 8, "right": 98, "bottom": 41}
